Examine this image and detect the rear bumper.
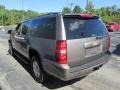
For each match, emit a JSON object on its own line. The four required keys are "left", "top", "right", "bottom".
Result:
{"left": 43, "top": 51, "right": 111, "bottom": 81}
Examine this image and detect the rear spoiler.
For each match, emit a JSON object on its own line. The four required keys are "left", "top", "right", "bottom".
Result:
{"left": 63, "top": 13, "right": 99, "bottom": 19}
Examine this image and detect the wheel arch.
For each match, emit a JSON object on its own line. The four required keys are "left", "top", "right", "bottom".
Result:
{"left": 28, "top": 48, "right": 43, "bottom": 63}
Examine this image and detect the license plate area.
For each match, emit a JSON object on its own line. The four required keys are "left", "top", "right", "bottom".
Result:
{"left": 85, "top": 46, "right": 101, "bottom": 57}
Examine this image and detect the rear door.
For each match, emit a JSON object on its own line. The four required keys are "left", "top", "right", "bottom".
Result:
{"left": 63, "top": 17, "right": 108, "bottom": 67}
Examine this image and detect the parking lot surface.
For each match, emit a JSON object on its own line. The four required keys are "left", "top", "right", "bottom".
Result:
{"left": 0, "top": 30, "right": 120, "bottom": 90}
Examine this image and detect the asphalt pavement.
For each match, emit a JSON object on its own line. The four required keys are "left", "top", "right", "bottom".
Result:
{"left": 0, "top": 30, "right": 120, "bottom": 90}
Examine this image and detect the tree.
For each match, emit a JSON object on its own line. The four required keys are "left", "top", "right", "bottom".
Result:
{"left": 0, "top": 5, "right": 40, "bottom": 26}
{"left": 73, "top": 5, "right": 82, "bottom": 13}
{"left": 0, "top": 5, "right": 5, "bottom": 10}
{"left": 117, "top": 8, "right": 120, "bottom": 13}
{"left": 111, "top": 5, "right": 117, "bottom": 15}
{"left": 86, "top": 0, "right": 94, "bottom": 13}
{"left": 62, "top": 7, "right": 71, "bottom": 13}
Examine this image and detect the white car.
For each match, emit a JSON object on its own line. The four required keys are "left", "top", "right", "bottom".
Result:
{"left": 0, "top": 26, "right": 4, "bottom": 31}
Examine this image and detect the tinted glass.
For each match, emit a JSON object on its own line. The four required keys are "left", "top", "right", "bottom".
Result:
{"left": 21, "top": 21, "right": 30, "bottom": 35}
{"left": 64, "top": 18, "right": 107, "bottom": 39}
{"left": 16, "top": 24, "right": 22, "bottom": 35}
{"left": 31, "top": 17, "right": 56, "bottom": 39}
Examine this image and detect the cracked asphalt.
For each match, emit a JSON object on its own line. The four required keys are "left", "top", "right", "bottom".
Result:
{"left": 0, "top": 30, "right": 120, "bottom": 90}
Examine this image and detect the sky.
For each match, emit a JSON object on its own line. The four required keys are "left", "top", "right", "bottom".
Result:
{"left": 1, "top": 0, "right": 120, "bottom": 13}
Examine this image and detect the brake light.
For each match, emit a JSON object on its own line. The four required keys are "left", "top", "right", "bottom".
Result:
{"left": 56, "top": 40, "right": 67, "bottom": 64}
{"left": 80, "top": 14, "right": 93, "bottom": 18}
{"left": 108, "top": 33, "right": 110, "bottom": 49}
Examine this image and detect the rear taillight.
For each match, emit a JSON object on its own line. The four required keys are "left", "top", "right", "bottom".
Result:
{"left": 111, "top": 26, "right": 114, "bottom": 29}
{"left": 108, "top": 33, "right": 110, "bottom": 49}
{"left": 56, "top": 40, "right": 67, "bottom": 64}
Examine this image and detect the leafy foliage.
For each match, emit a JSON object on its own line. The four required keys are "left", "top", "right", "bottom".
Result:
{"left": 62, "top": 3, "right": 120, "bottom": 24}
{"left": 73, "top": 5, "right": 83, "bottom": 13}
{"left": 0, "top": 2, "right": 120, "bottom": 26}
{"left": 94, "top": 5, "right": 120, "bottom": 24}
{"left": 86, "top": 0, "right": 94, "bottom": 13}
{"left": 0, "top": 5, "right": 41, "bottom": 26}
{"left": 62, "top": 7, "right": 72, "bottom": 13}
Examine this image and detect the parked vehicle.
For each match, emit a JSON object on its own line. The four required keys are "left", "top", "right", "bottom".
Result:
{"left": 8, "top": 13, "right": 111, "bottom": 83}
{"left": 106, "top": 22, "right": 120, "bottom": 32}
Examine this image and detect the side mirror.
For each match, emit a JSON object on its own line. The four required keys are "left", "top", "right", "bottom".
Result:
{"left": 7, "top": 30, "right": 13, "bottom": 34}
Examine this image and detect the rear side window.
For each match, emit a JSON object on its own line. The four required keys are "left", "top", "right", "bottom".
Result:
{"left": 63, "top": 18, "right": 107, "bottom": 39}
{"left": 30, "top": 17, "right": 56, "bottom": 39}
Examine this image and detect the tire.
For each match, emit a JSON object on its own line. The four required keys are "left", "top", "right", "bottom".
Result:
{"left": 31, "top": 55, "right": 47, "bottom": 83}
{"left": 9, "top": 43, "right": 14, "bottom": 56}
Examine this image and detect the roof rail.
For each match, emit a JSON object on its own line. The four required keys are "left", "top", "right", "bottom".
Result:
{"left": 22, "top": 12, "right": 62, "bottom": 22}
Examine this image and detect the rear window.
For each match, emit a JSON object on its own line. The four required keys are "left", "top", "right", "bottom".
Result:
{"left": 63, "top": 18, "right": 107, "bottom": 39}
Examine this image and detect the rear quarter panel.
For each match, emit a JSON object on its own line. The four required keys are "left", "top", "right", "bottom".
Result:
{"left": 29, "top": 37, "right": 56, "bottom": 63}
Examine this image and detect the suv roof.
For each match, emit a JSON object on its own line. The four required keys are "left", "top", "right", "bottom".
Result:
{"left": 22, "top": 12, "right": 99, "bottom": 22}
